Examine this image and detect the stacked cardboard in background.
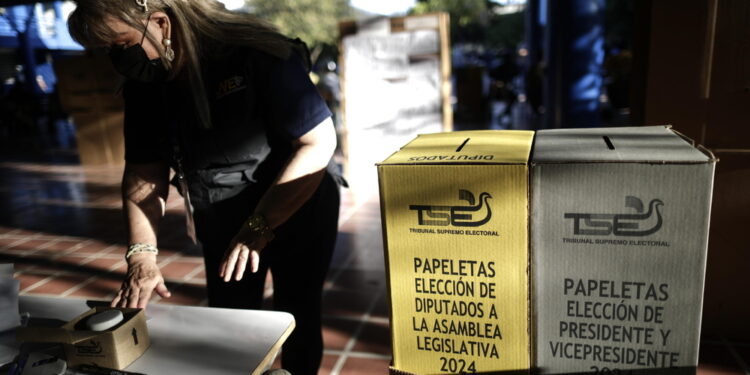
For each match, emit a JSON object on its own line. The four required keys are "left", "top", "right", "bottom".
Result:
{"left": 54, "top": 53, "right": 125, "bottom": 166}
{"left": 339, "top": 13, "right": 452, "bottom": 197}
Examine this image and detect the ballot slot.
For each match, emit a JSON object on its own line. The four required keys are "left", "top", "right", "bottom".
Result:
{"left": 455, "top": 138, "right": 470, "bottom": 152}
{"left": 603, "top": 135, "right": 615, "bottom": 150}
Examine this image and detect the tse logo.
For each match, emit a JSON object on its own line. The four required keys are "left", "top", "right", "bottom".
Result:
{"left": 409, "top": 189, "right": 492, "bottom": 227}
{"left": 564, "top": 196, "right": 664, "bottom": 237}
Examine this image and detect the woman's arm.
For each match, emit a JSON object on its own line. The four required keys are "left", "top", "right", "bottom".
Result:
{"left": 112, "top": 161, "right": 172, "bottom": 308}
{"left": 256, "top": 116, "right": 337, "bottom": 228}
{"left": 219, "top": 117, "right": 337, "bottom": 282}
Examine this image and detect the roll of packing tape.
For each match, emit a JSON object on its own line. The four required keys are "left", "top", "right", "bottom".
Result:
{"left": 86, "top": 309, "right": 124, "bottom": 331}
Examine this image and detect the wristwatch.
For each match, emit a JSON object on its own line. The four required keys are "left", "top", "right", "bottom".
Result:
{"left": 246, "top": 213, "right": 275, "bottom": 241}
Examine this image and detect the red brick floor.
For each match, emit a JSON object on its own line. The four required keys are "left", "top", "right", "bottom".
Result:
{"left": 1, "top": 160, "right": 748, "bottom": 375}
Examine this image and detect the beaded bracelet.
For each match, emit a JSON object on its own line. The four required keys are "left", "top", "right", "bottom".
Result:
{"left": 125, "top": 243, "right": 159, "bottom": 259}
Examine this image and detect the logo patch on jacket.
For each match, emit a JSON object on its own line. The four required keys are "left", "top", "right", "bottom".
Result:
{"left": 216, "top": 76, "right": 247, "bottom": 99}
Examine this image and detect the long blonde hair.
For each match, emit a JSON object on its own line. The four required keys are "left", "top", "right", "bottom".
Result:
{"left": 68, "top": 0, "right": 295, "bottom": 129}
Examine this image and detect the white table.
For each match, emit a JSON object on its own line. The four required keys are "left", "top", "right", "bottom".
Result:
{"left": 13, "top": 296, "right": 295, "bottom": 375}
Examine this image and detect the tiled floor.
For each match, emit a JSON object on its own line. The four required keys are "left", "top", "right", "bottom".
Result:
{"left": 1, "top": 159, "right": 749, "bottom": 375}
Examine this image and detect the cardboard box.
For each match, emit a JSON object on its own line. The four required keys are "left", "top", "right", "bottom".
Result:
{"left": 16, "top": 306, "right": 150, "bottom": 370}
{"left": 530, "top": 126, "right": 716, "bottom": 373}
{"left": 71, "top": 111, "right": 125, "bottom": 166}
{"left": 378, "top": 130, "right": 534, "bottom": 374}
{"left": 54, "top": 54, "right": 126, "bottom": 166}
{"left": 54, "top": 53, "right": 123, "bottom": 113}
{"left": 0, "top": 264, "right": 19, "bottom": 333}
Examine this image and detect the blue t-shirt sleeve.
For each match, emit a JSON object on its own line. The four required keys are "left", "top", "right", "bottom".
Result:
{"left": 258, "top": 52, "right": 332, "bottom": 140}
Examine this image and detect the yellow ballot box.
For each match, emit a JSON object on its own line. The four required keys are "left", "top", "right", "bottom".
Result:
{"left": 377, "top": 130, "right": 533, "bottom": 374}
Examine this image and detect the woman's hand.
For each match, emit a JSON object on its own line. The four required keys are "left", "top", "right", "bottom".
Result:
{"left": 219, "top": 226, "right": 270, "bottom": 282}
{"left": 111, "top": 254, "right": 171, "bottom": 308}
{"left": 218, "top": 118, "right": 335, "bottom": 283}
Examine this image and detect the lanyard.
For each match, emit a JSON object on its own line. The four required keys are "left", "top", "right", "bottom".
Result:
{"left": 163, "top": 86, "right": 197, "bottom": 244}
